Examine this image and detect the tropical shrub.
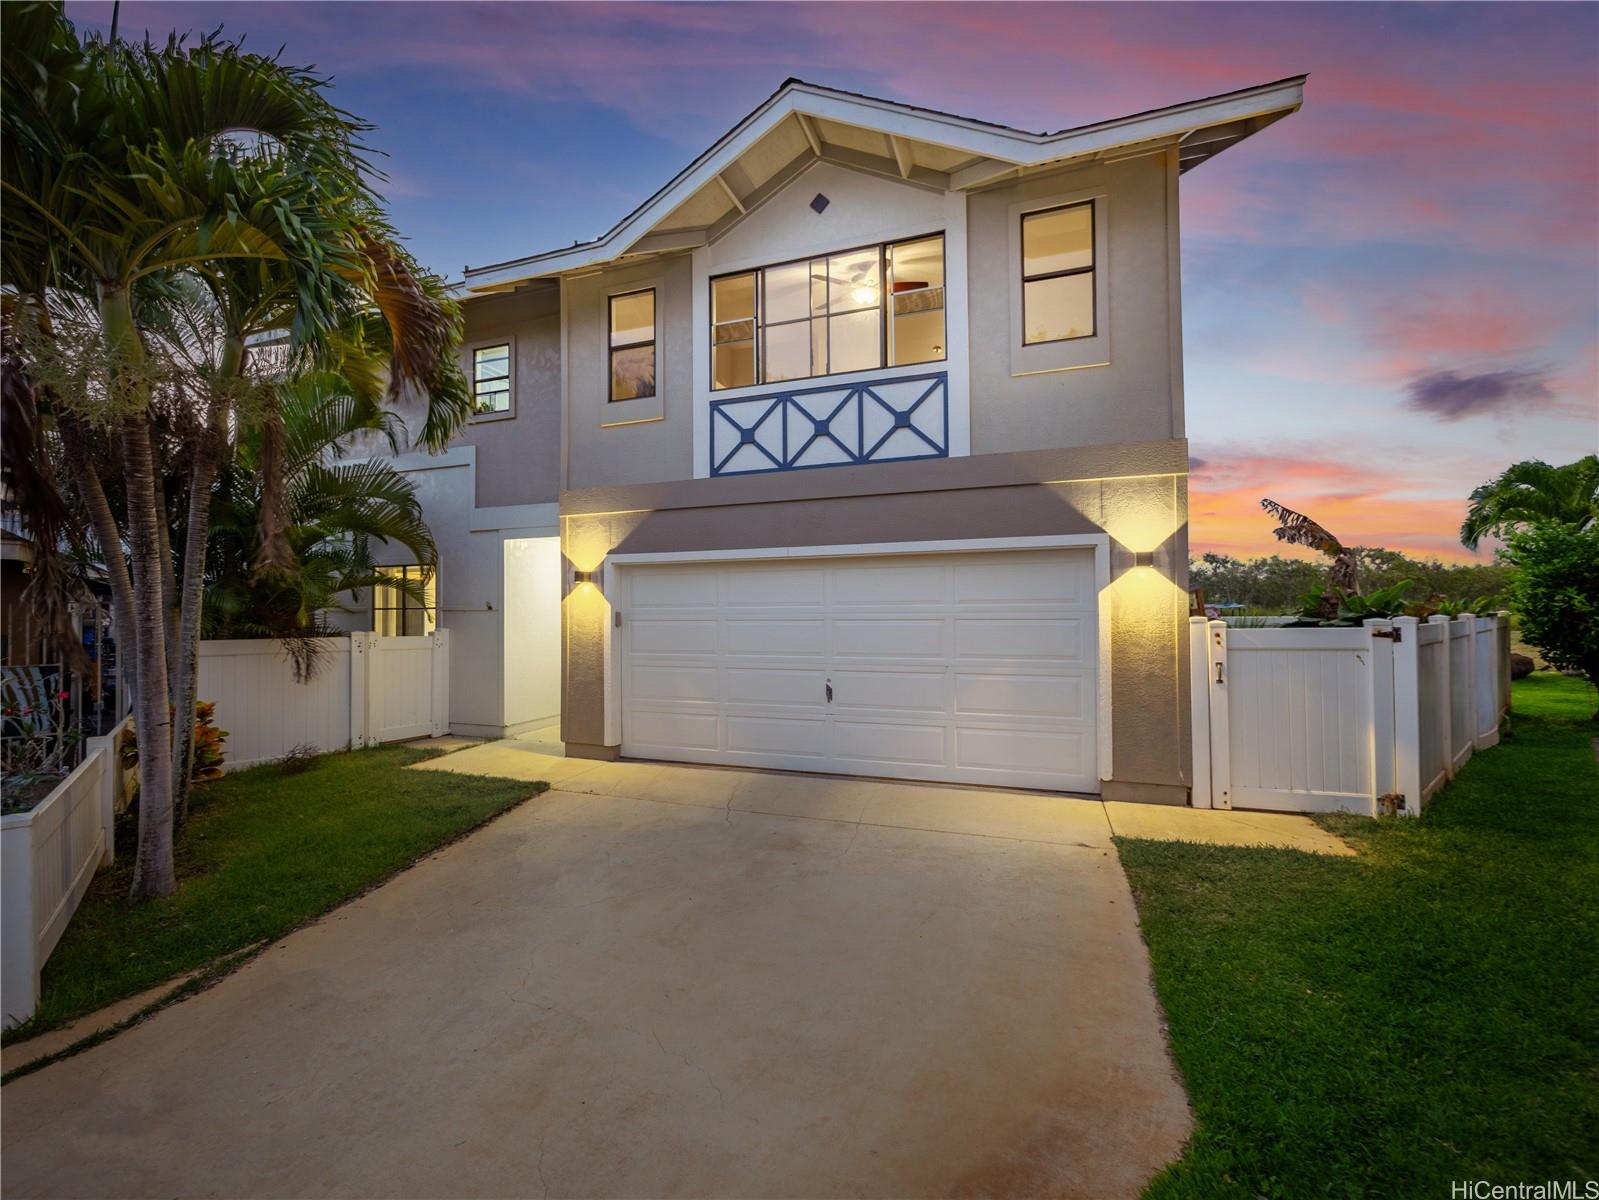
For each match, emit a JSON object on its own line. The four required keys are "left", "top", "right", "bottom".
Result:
{"left": 1289, "top": 580, "right": 1417, "bottom": 626}
{"left": 121, "top": 702, "right": 229, "bottom": 785}
{"left": 1503, "top": 523, "right": 1599, "bottom": 712}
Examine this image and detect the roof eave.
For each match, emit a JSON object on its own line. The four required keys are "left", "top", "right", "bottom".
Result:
{"left": 460, "top": 74, "right": 1305, "bottom": 294}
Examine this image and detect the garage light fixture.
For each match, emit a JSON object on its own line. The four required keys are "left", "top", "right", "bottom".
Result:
{"left": 1133, "top": 551, "right": 1155, "bottom": 569}
{"left": 572, "top": 569, "right": 600, "bottom": 586}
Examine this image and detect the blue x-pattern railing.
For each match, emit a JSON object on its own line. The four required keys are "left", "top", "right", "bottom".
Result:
{"left": 708, "top": 372, "right": 948, "bottom": 477}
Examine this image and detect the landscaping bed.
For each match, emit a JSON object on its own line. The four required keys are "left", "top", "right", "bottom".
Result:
{"left": 3, "top": 744, "right": 544, "bottom": 1046}
{"left": 1120, "top": 673, "right": 1599, "bottom": 1197}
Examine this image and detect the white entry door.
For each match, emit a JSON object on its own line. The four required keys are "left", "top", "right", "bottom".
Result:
{"left": 619, "top": 549, "right": 1099, "bottom": 792}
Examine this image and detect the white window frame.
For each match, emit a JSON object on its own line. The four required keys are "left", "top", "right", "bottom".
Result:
{"left": 372, "top": 564, "right": 438, "bottom": 638}
{"left": 601, "top": 276, "right": 665, "bottom": 428}
{"left": 466, "top": 336, "right": 516, "bottom": 423}
{"left": 1008, "top": 185, "right": 1111, "bottom": 377}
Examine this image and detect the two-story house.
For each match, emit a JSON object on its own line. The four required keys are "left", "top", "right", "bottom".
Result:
{"left": 365, "top": 75, "right": 1304, "bottom": 804}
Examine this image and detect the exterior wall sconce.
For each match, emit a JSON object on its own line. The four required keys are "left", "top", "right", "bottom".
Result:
{"left": 572, "top": 570, "right": 600, "bottom": 587}
{"left": 1133, "top": 551, "right": 1155, "bottom": 569}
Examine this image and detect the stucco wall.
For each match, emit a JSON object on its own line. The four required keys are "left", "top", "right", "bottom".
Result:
{"left": 558, "top": 439, "right": 1191, "bottom": 800}
{"left": 455, "top": 284, "right": 563, "bottom": 508}
{"left": 965, "top": 149, "right": 1182, "bottom": 453}
{"left": 563, "top": 255, "right": 696, "bottom": 490}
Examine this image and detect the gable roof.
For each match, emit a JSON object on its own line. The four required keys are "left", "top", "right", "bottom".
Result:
{"left": 462, "top": 75, "right": 1305, "bottom": 293}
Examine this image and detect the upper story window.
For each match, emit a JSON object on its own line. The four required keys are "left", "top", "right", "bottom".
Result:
{"left": 609, "top": 289, "right": 656, "bottom": 402}
{"left": 373, "top": 565, "right": 436, "bottom": 637}
{"left": 711, "top": 234, "right": 945, "bottom": 391}
{"left": 1021, "top": 202, "right": 1094, "bottom": 344}
{"left": 472, "top": 344, "right": 511, "bottom": 414}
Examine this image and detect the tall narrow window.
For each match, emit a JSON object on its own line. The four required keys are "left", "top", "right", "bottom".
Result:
{"left": 712, "top": 273, "right": 756, "bottom": 389}
{"left": 887, "top": 236, "right": 946, "bottom": 366}
{"left": 1021, "top": 203, "right": 1094, "bottom": 344}
{"left": 609, "top": 290, "right": 656, "bottom": 401}
{"left": 372, "top": 565, "right": 436, "bottom": 637}
{"left": 472, "top": 344, "right": 511, "bottom": 414}
{"left": 709, "top": 234, "right": 944, "bottom": 390}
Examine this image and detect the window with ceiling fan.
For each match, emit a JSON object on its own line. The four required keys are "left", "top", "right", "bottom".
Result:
{"left": 710, "top": 234, "right": 946, "bottom": 390}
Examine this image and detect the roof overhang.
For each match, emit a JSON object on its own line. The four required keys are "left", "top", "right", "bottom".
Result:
{"left": 462, "top": 74, "right": 1304, "bottom": 294}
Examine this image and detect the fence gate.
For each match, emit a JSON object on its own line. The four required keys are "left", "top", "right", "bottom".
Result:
{"left": 1190, "top": 614, "right": 1509, "bottom": 817}
{"left": 351, "top": 631, "right": 451, "bottom": 747}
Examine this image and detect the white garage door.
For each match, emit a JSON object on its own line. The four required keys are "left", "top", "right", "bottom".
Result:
{"left": 620, "top": 549, "right": 1099, "bottom": 793}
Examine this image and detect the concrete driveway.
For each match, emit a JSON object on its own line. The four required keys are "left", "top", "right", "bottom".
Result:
{"left": 3, "top": 744, "right": 1195, "bottom": 1199}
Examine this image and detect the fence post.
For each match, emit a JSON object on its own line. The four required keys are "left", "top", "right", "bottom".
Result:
{"left": 348, "top": 633, "right": 372, "bottom": 749}
{"left": 1429, "top": 614, "right": 1453, "bottom": 780}
{"left": 1188, "top": 617, "right": 1212, "bottom": 809}
{"left": 82, "top": 721, "right": 125, "bottom": 868}
{"left": 1459, "top": 613, "right": 1478, "bottom": 755}
{"left": 1205, "top": 620, "right": 1232, "bottom": 810}
{"left": 1392, "top": 616, "right": 1422, "bottom": 816}
{"left": 0, "top": 818, "right": 38, "bottom": 1026}
{"left": 429, "top": 630, "right": 451, "bottom": 738}
{"left": 1364, "top": 619, "right": 1396, "bottom": 815}
{"left": 1496, "top": 610, "right": 1512, "bottom": 716}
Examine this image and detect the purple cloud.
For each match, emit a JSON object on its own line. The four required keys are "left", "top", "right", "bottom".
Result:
{"left": 1403, "top": 367, "right": 1553, "bottom": 421}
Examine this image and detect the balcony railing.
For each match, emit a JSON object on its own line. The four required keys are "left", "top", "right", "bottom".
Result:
{"left": 708, "top": 371, "right": 948, "bottom": 477}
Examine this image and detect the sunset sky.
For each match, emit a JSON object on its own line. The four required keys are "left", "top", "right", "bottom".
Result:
{"left": 71, "top": 1, "right": 1599, "bottom": 562}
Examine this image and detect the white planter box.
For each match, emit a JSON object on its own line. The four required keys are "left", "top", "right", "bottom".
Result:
{"left": 2, "top": 719, "right": 124, "bottom": 1028}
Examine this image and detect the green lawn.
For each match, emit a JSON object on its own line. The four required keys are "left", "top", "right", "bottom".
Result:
{"left": 4, "top": 745, "right": 544, "bottom": 1048}
{"left": 1120, "top": 672, "right": 1599, "bottom": 1198}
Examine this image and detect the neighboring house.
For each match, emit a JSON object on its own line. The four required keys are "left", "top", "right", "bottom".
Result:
{"left": 352, "top": 75, "right": 1303, "bottom": 802}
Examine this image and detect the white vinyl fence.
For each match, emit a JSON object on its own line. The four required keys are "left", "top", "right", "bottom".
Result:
{"left": 199, "top": 631, "right": 450, "bottom": 769}
{"left": 1190, "top": 613, "right": 1511, "bottom": 816}
{"left": 2, "top": 717, "right": 128, "bottom": 1027}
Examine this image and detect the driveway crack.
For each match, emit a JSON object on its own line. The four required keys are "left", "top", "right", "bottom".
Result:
{"left": 652, "top": 1025, "right": 726, "bottom": 1105}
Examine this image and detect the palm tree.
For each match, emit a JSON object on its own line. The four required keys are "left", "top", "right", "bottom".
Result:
{"left": 1460, "top": 456, "right": 1599, "bottom": 551}
{"left": 1, "top": 6, "right": 469, "bottom": 895}
{"left": 203, "top": 370, "right": 437, "bottom": 675}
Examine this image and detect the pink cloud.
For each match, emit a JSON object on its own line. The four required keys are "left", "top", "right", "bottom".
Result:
{"left": 1188, "top": 450, "right": 1493, "bottom": 562}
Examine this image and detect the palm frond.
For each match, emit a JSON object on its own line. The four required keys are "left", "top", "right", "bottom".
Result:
{"left": 1260, "top": 498, "right": 1344, "bottom": 557}
{"left": 1460, "top": 455, "right": 1599, "bottom": 549}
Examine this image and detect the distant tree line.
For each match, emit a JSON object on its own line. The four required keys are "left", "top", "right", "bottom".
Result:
{"left": 1189, "top": 550, "right": 1515, "bottom": 613}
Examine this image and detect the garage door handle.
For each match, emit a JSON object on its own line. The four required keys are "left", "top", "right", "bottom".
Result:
{"left": 825, "top": 680, "right": 833, "bottom": 704}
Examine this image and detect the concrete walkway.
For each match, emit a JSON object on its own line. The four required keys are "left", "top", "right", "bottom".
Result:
{"left": 0, "top": 734, "right": 1232, "bottom": 1200}
{"left": 418, "top": 726, "right": 1353, "bottom": 857}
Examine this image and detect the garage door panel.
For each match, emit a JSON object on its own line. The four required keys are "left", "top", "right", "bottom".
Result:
{"left": 630, "top": 665, "right": 720, "bottom": 704}
{"left": 631, "top": 619, "right": 718, "bottom": 655}
{"left": 956, "top": 727, "right": 1090, "bottom": 775}
{"left": 630, "top": 569, "right": 720, "bottom": 609}
{"left": 953, "top": 557, "right": 1091, "bottom": 604}
{"left": 954, "top": 672, "right": 1085, "bottom": 719}
{"left": 955, "top": 617, "right": 1084, "bottom": 661}
{"left": 627, "top": 710, "right": 721, "bottom": 751}
{"left": 721, "top": 567, "right": 826, "bottom": 607}
{"left": 725, "top": 619, "right": 826, "bottom": 656}
{"left": 727, "top": 715, "right": 829, "bottom": 757}
{"left": 828, "top": 669, "right": 947, "bottom": 712}
{"left": 832, "top": 618, "right": 945, "bottom": 658}
{"left": 830, "top": 562, "right": 945, "bottom": 606}
{"left": 832, "top": 720, "right": 947, "bottom": 767}
{"left": 726, "top": 667, "right": 827, "bottom": 706}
